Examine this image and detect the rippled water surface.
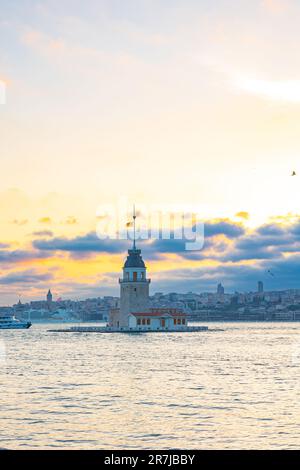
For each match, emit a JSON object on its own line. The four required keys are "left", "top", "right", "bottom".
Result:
{"left": 1, "top": 322, "right": 300, "bottom": 449}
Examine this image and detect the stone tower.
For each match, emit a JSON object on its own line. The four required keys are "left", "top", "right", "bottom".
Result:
{"left": 47, "top": 289, "right": 53, "bottom": 310}
{"left": 116, "top": 209, "right": 151, "bottom": 327}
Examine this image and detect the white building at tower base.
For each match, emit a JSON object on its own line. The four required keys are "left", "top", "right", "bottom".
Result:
{"left": 107, "top": 240, "right": 208, "bottom": 333}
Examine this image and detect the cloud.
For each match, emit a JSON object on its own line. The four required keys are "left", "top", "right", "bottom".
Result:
{"left": 291, "top": 221, "right": 300, "bottom": 235}
{"left": 31, "top": 217, "right": 298, "bottom": 264}
{"left": 33, "top": 232, "right": 129, "bottom": 254}
{"left": 234, "top": 75, "right": 300, "bottom": 103}
{"left": 235, "top": 211, "right": 250, "bottom": 220}
{"left": 31, "top": 230, "right": 53, "bottom": 237}
{"left": 22, "top": 30, "right": 67, "bottom": 56}
{"left": 204, "top": 220, "right": 245, "bottom": 238}
{"left": 63, "top": 216, "right": 78, "bottom": 225}
{"left": 38, "top": 217, "right": 52, "bottom": 224}
{"left": 0, "top": 243, "right": 10, "bottom": 249}
{"left": 142, "top": 238, "right": 196, "bottom": 260}
{"left": 31, "top": 220, "right": 239, "bottom": 259}
{"left": 11, "top": 219, "right": 28, "bottom": 226}
{"left": 0, "top": 248, "right": 51, "bottom": 264}
{"left": 12, "top": 215, "right": 300, "bottom": 295}
{"left": 262, "top": 0, "right": 290, "bottom": 14}
{"left": 21, "top": 27, "right": 108, "bottom": 65}
{"left": 257, "top": 223, "right": 286, "bottom": 236}
{"left": 0, "top": 269, "right": 53, "bottom": 285}
{"left": 154, "top": 254, "right": 300, "bottom": 293}
{"left": 217, "top": 220, "right": 300, "bottom": 263}
{"left": 146, "top": 217, "right": 300, "bottom": 268}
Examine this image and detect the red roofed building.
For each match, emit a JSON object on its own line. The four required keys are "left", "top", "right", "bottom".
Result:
{"left": 108, "top": 211, "right": 190, "bottom": 331}
{"left": 128, "top": 308, "right": 188, "bottom": 331}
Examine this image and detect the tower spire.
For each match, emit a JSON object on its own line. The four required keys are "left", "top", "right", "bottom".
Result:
{"left": 133, "top": 204, "right": 136, "bottom": 250}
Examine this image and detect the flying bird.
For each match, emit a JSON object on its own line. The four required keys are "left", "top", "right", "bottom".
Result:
{"left": 291, "top": 171, "right": 296, "bottom": 176}
{"left": 267, "top": 269, "right": 275, "bottom": 277}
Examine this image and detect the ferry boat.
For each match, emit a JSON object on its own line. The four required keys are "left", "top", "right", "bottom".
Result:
{"left": 0, "top": 314, "right": 31, "bottom": 329}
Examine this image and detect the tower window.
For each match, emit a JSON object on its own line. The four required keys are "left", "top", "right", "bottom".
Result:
{"left": 137, "top": 318, "right": 141, "bottom": 325}
{"left": 147, "top": 319, "right": 150, "bottom": 325}
{"left": 133, "top": 272, "right": 137, "bottom": 281}
{"left": 142, "top": 318, "right": 146, "bottom": 325}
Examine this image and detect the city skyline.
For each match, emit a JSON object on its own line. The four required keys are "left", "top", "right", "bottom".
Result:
{"left": 1, "top": 0, "right": 300, "bottom": 304}
{"left": 6, "top": 282, "right": 300, "bottom": 324}
{"left": 8, "top": 281, "right": 300, "bottom": 306}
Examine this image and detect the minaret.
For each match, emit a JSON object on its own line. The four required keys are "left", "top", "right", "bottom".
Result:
{"left": 117, "top": 208, "right": 151, "bottom": 327}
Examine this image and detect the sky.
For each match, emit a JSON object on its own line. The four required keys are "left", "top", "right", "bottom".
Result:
{"left": 1, "top": 0, "right": 300, "bottom": 304}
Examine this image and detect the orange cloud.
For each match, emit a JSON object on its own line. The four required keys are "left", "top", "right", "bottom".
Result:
{"left": 22, "top": 30, "right": 66, "bottom": 55}
{"left": 0, "top": 77, "right": 10, "bottom": 87}
{"left": 262, "top": 0, "right": 290, "bottom": 14}
{"left": 21, "top": 28, "right": 105, "bottom": 63}
{"left": 235, "top": 211, "right": 250, "bottom": 220}
{"left": 39, "top": 217, "right": 52, "bottom": 224}
{"left": 11, "top": 219, "right": 28, "bottom": 226}
{"left": 63, "top": 216, "right": 78, "bottom": 225}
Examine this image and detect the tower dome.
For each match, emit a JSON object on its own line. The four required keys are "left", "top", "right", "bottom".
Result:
{"left": 124, "top": 248, "right": 145, "bottom": 269}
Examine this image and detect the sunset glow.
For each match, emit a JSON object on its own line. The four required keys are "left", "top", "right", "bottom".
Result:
{"left": 1, "top": 0, "right": 300, "bottom": 303}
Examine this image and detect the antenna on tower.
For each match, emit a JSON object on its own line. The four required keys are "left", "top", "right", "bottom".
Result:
{"left": 133, "top": 204, "right": 136, "bottom": 250}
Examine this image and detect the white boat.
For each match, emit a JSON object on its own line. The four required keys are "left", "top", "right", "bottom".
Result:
{"left": 0, "top": 314, "right": 31, "bottom": 329}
